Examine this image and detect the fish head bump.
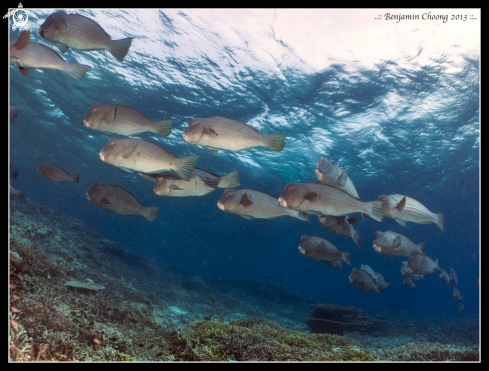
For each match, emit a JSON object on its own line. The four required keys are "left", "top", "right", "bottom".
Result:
{"left": 99, "top": 139, "right": 120, "bottom": 163}
{"left": 217, "top": 189, "right": 240, "bottom": 211}
{"left": 314, "top": 157, "right": 336, "bottom": 184}
{"left": 86, "top": 182, "right": 105, "bottom": 204}
{"left": 349, "top": 268, "right": 360, "bottom": 284}
{"left": 154, "top": 177, "right": 172, "bottom": 196}
{"left": 373, "top": 231, "right": 390, "bottom": 253}
{"left": 38, "top": 13, "right": 61, "bottom": 41}
{"left": 84, "top": 105, "right": 105, "bottom": 129}
{"left": 182, "top": 119, "right": 205, "bottom": 144}
{"left": 298, "top": 235, "right": 315, "bottom": 256}
{"left": 278, "top": 183, "right": 307, "bottom": 209}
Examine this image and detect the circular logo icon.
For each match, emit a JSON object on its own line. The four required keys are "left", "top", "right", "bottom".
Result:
{"left": 12, "top": 8, "right": 29, "bottom": 31}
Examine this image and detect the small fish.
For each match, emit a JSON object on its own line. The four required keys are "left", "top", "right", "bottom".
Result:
{"left": 10, "top": 105, "right": 20, "bottom": 123}
{"left": 39, "top": 11, "right": 134, "bottom": 61}
{"left": 99, "top": 138, "right": 199, "bottom": 181}
{"left": 439, "top": 269, "right": 450, "bottom": 285}
{"left": 349, "top": 268, "right": 381, "bottom": 293}
{"left": 10, "top": 319, "right": 22, "bottom": 327}
{"left": 83, "top": 104, "right": 172, "bottom": 137}
{"left": 11, "top": 305, "right": 23, "bottom": 313}
{"left": 298, "top": 235, "right": 351, "bottom": 265}
{"left": 359, "top": 264, "right": 379, "bottom": 284}
{"left": 152, "top": 169, "right": 240, "bottom": 197}
{"left": 403, "top": 276, "right": 416, "bottom": 289}
{"left": 86, "top": 182, "right": 160, "bottom": 222}
{"left": 454, "top": 303, "right": 467, "bottom": 312}
{"left": 407, "top": 253, "right": 440, "bottom": 276}
{"left": 10, "top": 184, "right": 25, "bottom": 198}
{"left": 449, "top": 268, "right": 457, "bottom": 286}
{"left": 37, "top": 163, "right": 79, "bottom": 182}
{"left": 378, "top": 194, "right": 444, "bottom": 232}
{"left": 373, "top": 231, "right": 426, "bottom": 257}
{"left": 453, "top": 288, "right": 464, "bottom": 302}
{"left": 10, "top": 30, "right": 91, "bottom": 79}
{"left": 318, "top": 215, "right": 361, "bottom": 247}
{"left": 12, "top": 293, "right": 22, "bottom": 300}
{"left": 93, "top": 337, "right": 104, "bottom": 345}
{"left": 400, "top": 261, "right": 424, "bottom": 280}
{"left": 217, "top": 189, "right": 308, "bottom": 221}
{"left": 314, "top": 157, "right": 364, "bottom": 220}
{"left": 278, "top": 182, "right": 383, "bottom": 221}
{"left": 182, "top": 116, "right": 286, "bottom": 153}
{"left": 322, "top": 259, "right": 344, "bottom": 271}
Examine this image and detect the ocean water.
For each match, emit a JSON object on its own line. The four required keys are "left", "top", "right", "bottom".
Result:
{"left": 9, "top": 9, "right": 479, "bottom": 352}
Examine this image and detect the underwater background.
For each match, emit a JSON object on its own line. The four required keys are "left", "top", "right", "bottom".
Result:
{"left": 9, "top": 9, "right": 479, "bottom": 361}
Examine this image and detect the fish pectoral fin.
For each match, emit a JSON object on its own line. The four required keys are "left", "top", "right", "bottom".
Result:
{"left": 305, "top": 192, "right": 319, "bottom": 202}
{"left": 121, "top": 144, "right": 137, "bottom": 158}
{"left": 240, "top": 193, "right": 253, "bottom": 207}
{"left": 55, "top": 41, "right": 69, "bottom": 53}
{"left": 337, "top": 171, "right": 348, "bottom": 187}
{"left": 210, "top": 149, "right": 219, "bottom": 153}
{"left": 394, "top": 219, "right": 406, "bottom": 227}
{"left": 118, "top": 166, "right": 134, "bottom": 173}
{"left": 169, "top": 185, "right": 184, "bottom": 190}
{"left": 327, "top": 227, "right": 336, "bottom": 234}
{"left": 241, "top": 215, "right": 254, "bottom": 220}
{"left": 203, "top": 127, "right": 218, "bottom": 137}
{"left": 105, "top": 106, "right": 117, "bottom": 124}
{"left": 101, "top": 197, "right": 112, "bottom": 205}
{"left": 15, "top": 30, "right": 30, "bottom": 50}
{"left": 337, "top": 216, "right": 346, "bottom": 223}
{"left": 396, "top": 196, "right": 406, "bottom": 211}
{"left": 53, "top": 18, "right": 67, "bottom": 31}
{"left": 348, "top": 217, "right": 358, "bottom": 225}
{"left": 315, "top": 242, "right": 328, "bottom": 254}
{"left": 19, "top": 67, "right": 29, "bottom": 76}
{"left": 392, "top": 235, "right": 401, "bottom": 249}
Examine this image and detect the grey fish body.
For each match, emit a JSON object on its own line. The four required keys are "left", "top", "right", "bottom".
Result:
{"left": 349, "top": 268, "right": 381, "bottom": 293}
{"left": 407, "top": 253, "right": 439, "bottom": 276}
{"left": 39, "top": 12, "right": 134, "bottom": 61}
{"left": 86, "top": 182, "right": 159, "bottom": 222}
{"left": 299, "top": 235, "right": 351, "bottom": 265}
{"left": 182, "top": 116, "right": 286, "bottom": 152}
{"left": 315, "top": 157, "right": 361, "bottom": 199}
{"left": 379, "top": 194, "right": 444, "bottom": 232}
{"left": 10, "top": 30, "right": 90, "bottom": 79}
{"left": 453, "top": 288, "right": 464, "bottom": 302}
{"left": 403, "top": 276, "right": 416, "bottom": 289}
{"left": 99, "top": 138, "right": 199, "bottom": 181}
{"left": 439, "top": 269, "right": 450, "bottom": 284}
{"left": 401, "top": 261, "right": 424, "bottom": 280}
{"left": 36, "top": 163, "right": 79, "bottom": 182}
{"left": 359, "top": 265, "right": 379, "bottom": 284}
{"left": 323, "top": 260, "right": 344, "bottom": 271}
{"left": 217, "top": 189, "right": 307, "bottom": 221}
{"left": 449, "top": 268, "right": 458, "bottom": 286}
{"left": 84, "top": 104, "right": 172, "bottom": 136}
{"left": 375, "top": 271, "right": 390, "bottom": 291}
{"left": 318, "top": 215, "right": 361, "bottom": 247}
{"left": 279, "top": 182, "right": 383, "bottom": 222}
{"left": 373, "top": 230, "right": 426, "bottom": 257}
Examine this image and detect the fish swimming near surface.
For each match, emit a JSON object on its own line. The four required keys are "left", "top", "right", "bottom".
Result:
{"left": 403, "top": 276, "right": 416, "bottom": 289}
{"left": 454, "top": 303, "right": 467, "bottom": 312}
{"left": 439, "top": 269, "right": 450, "bottom": 285}
{"left": 349, "top": 268, "right": 381, "bottom": 293}
{"left": 99, "top": 138, "right": 199, "bottom": 181}
{"left": 10, "top": 105, "right": 20, "bottom": 122}
{"left": 378, "top": 194, "right": 444, "bottom": 232}
{"left": 37, "top": 163, "right": 80, "bottom": 182}
{"left": 149, "top": 169, "right": 240, "bottom": 197}
{"left": 315, "top": 157, "right": 364, "bottom": 220}
{"left": 86, "top": 182, "right": 159, "bottom": 222}
{"left": 318, "top": 215, "right": 361, "bottom": 247}
{"left": 400, "top": 261, "right": 424, "bottom": 280}
{"left": 182, "top": 116, "right": 286, "bottom": 153}
{"left": 373, "top": 230, "right": 426, "bottom": 257}
{"left": 453, "top": 288, "right": 464, "bottom": 302}
{"left": 278, "top": 182, "right": 383, "bottom": 222}
{"left": 83, "top": 104, "right": 172, "bottom": 137}
{"left": 39, "top": 11, "right": 134, "bottom": 61}
{"left": 449, "top": 268, "right": 457, "bottom": 286}
{"left": 298, "top": 235, "right": 351, "bottom": 265}
{"left": 10, "top": 30, "right": 91, "bottom": 80}
{"left": 359, "top": 264, "right": 379, "bottom": 284}
{"left": 322, "top": 259, "right": 344, "bottom": 271}
{"left": 217, "top": 189, "right": 308, "bottom": 221}
{"left": 407, "top": 253, "right": 440, "bottom": 276}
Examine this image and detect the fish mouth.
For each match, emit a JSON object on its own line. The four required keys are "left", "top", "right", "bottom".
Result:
{"left": 99, "top": 151, "right": 105, "bottom": 161}
{"left": 348, "top": 277, "right": 353, "bottom": 284}
{"left": 182, "top": 133, "right": 188, "bottom": 141}
{"left": 83, "top": 120, "right": 89, "bottom": 127}
{"left": 217, "top": 201, "right": 224, "bottom": 210}
{"left": 154, "top": 188, "right": 160, "bottom": 196}
{"left": 373, "top": 244, "right": 382, "bottom": 253}
{"left": 298, "top": 246, "right": 305, "bottom": 254}
{"left": 86, "top": 194, "right": 91, "bottom": 201}
{"left": 278, "top": 198, "right": 287, "bottom": 207}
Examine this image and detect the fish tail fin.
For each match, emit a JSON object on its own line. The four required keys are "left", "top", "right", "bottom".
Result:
{"left": 154, "top": 119, "right": 172, "bottom": 136}
{"left": 353, "top": 231, "right": 361, "bottom": 248}
{"left": 386, "top": 282, "right": 391, "bottom": 291}
{"left": 435, "top": 213, "right": 444, "bottom": 232}
{"left": 175, "top": 156, "right": 199, "bottom": 181}
{"left": 434, "top": 259, "right": 440, "bottom": 271}
{"left": 109, "top": 37, "right": 134, "bottom": 62}
{"left": 218, "top": 170, "right": 240, "bottom": 188}
{"left": 142, "top": 206, "right": 160, "bottom": 223}
{"left": 360, "top": 212, "right": 365, "bottom": 221}
{"left": 72, "top": 175, "right": 80, "bottom": 183}
{"left": 292, "top": 211, "right": 309, "bottom": 221}
{"left": 342, "top": 252, "right": 351, "bottom": 265}
{"left": 366, "top": 201, "right": 383, "bottom": 222}
{"left": 64, "top": 63, "right": 91, "bottom": 80}
{"left": 264, "top": 134, "right": 286, "bottom": 152}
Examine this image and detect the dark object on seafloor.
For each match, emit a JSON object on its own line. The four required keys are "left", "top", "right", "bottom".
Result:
{"left": 307, "top": 303, "right": 384, "bottom": 335}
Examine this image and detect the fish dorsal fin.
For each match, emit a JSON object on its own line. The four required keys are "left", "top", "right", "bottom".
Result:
{"left": 53, "top": 18, "right": 67, "bottom": 32}
{"left": 303, "top": 182, "right": 363, "bottom": 201}
{"left": 392, "top": 235, "right": 401, "bottom": 249}
{"left": 15, "top": 30, "right": 30, "bottom": 50}
{"left": 105, "top": 105, "right": 116, "bottom": 124}
{"left": 149, "top": 141, "right": 175, "bottom": 157}
{"left": 337, "top": 171, "right": 348, "bottom": 187}
{"left": 337, "top": 216, "right": 346, "bottom": 224}
{"left": 122, "top": 143, "right": 137, "bottom": 158}
{"left": 19, "top": 67, "right": 29, "bottom": 76}
{"left": 107, "top": 184, "right": 142, "bottom": 206}
{"left": 240, "top": 193, "right": 252, "bottom": 207}
{"left": 209, "top": 116, "right": 263, "bottom": 134}
{"left": 396, "top": 197, "right": 406, "bottom": 211}
{"left": 347, "top": 217, "right": 358, "bottom": 225}
{"left": 203, "top": 127, "right": 218, "bottom": 138}
{"left": 305, "top": 192, "right": 319, "bottom": 202}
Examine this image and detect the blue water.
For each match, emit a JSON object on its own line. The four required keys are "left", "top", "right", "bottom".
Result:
{"left": 9, "top": 9, "right": 479, "bottom": 321}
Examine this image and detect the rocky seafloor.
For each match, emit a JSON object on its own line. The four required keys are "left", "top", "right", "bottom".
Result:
{"left": 9, "top": 197, "right": 480, "bottom": 362}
